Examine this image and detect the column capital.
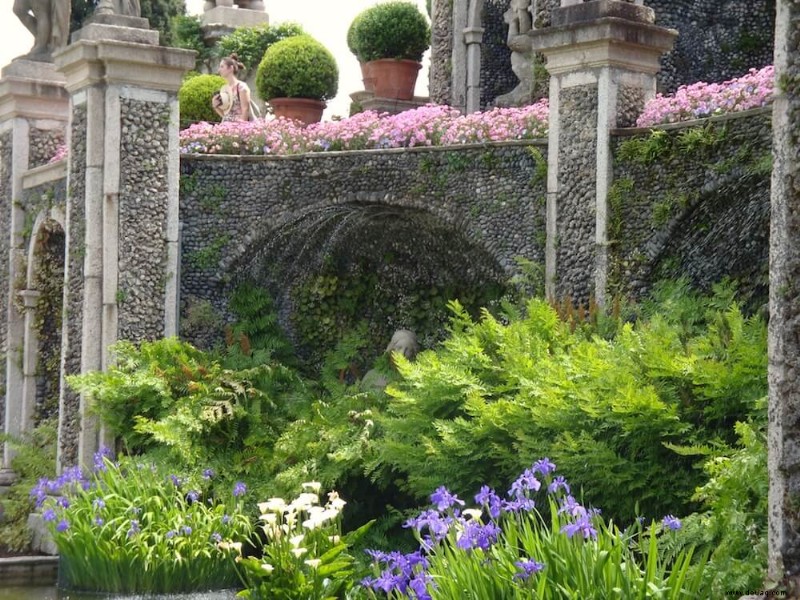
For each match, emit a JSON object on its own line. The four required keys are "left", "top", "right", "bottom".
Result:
{"left": 531, "top": 15, "right": 676, "bottom": 76}
{"left": 0, "top": 61, "right": 69, "bottom": 122}
{"left": 463, "top": 27, "right": 485, "bottom": 45}
{"left": 18, "top": 290, "right": 42, "bottom": 310}
{"left": 54, "top": 39, "right": 196, "bottom": 94}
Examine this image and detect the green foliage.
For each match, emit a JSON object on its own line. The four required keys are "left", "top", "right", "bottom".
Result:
{"left": 67, "top": 337, "right": 297, "bottom": 473}
{"left": 38, "top": 456, "right": 251, "bottom": 593}
{"left": 178, "top": 73, "right": 225, "bottom": 128}
{"left": 217, "top": 22, "right": 306, "bottom": 76}
{"left": 172, "top": 15, "right": 215, "bottom": 72}
{"left": 617, "top": 123, "right": 727, "bottom": 166}
{"left": 617, "top": 129, "right": 671, "bottom": 164}
{"left": 0, "top": 421, "right": 57, "bottom": 553}
{"left": 365, "top": 282, "right": 766, "bottom": 523}
{"left": 228, "top": 487, "right": 372, "bottom": 599}
{"left": 661, "top": 411, "right": 768, "bottom": 598}
{"left": 70, "top": 0, "right": 186, "bottom": 45}
{"left": 256, "top": 35, "right": 339, "bottom": 102}
{"left": 349, "top": 1, "right": 431, "bottom": 62}
{"left": 226, "top": 283, "right": 296, "bottom": 368}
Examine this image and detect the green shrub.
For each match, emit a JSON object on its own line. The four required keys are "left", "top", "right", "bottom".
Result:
{"left": 178, "top": 73, "right": 225, "bottom": 127}
{"left": 171, "top": 15, "right": 215, "bottom": 72}
{"left": 256, "top": 34, "right": 339, "bottom": 101}
{"left": 217, "top": 22, "right": 306, "bottom": 76}
{"left": 349, "top": 1, "right": 431, "bottom": 62}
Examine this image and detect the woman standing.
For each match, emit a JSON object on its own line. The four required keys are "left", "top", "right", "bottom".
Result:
{"left": 212, "top": 53, "right": 252, "bottom": 122}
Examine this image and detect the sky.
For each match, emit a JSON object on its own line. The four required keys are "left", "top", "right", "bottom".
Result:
{"left": 0, "top": 0, "right": 431, "bottom": 120}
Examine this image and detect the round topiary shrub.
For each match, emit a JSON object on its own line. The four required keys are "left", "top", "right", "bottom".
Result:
{"left": 256, "top": 35, "right": 339, "bottom": 101}
{"left": 349, "top": 1, "right": 431, "bottom": 63}
{"left": 217, "top": 22, "right": 306, "bottom": 75}
{"left": 178, "top": 73, "right": 226, "bottom": 127}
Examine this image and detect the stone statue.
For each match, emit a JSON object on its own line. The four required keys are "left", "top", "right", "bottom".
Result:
{"left": 13, "top": 0, "right": 71, "bottom": 61}
{"left": 495, "top": 0, "right": 536, "bottom": 107}
{"left": 95, "top": 0, "right": 141, "bottom": 17}
{"left": 506, "top": 0, "right": 533, "bottom": 39}
{"left": 360, "top": 329, "right": 420, "bottom": 392}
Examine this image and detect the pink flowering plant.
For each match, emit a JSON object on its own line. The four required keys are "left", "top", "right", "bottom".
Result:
{"left": 637, "top": 65, "right": 774, "bottom": 127}
{"left": 179, "top": 101, "right": 549, "bottom": 156}
{"left": 361, "top": 459, "right": 707, "bottom": 599}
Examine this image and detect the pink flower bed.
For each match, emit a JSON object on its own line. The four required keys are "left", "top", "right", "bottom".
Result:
{"left": 179, "top": 101, "right": 550, "bottom": 156}
{"left": 636, "top": 65, "right": 775, "bottom": 127}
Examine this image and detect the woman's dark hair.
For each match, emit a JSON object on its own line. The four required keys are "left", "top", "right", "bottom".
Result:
{"left": 221, "top": 53, "right": 245, "bottom": 76}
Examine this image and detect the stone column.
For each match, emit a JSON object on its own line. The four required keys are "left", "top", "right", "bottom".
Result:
{"left": 768, "top": 0, "right": 800, "bottom": 591}
{"left": 451, "top": 0, "right": 470, "bottom": 113}
{"left": 53, "top": 17, "right": 194, "bottom": 470}
{"left": 0, "top": 62, "right": 68, "bottom": 482}
{"left": 530, "top": 0, "right": 675, "bottom": 305}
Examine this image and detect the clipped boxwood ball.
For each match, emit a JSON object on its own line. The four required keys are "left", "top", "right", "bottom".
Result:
{"left": 350, "top": 1, "right": 430, "bottom": 63}
{"left": 178, "top": 73, "right": 225, "bottom": 127}
{"left": 256, "top": 34, "right": 339, "bottom": 102}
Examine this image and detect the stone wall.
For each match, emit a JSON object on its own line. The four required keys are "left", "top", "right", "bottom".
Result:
{"left": 647, "top": 0, "right": 776, "bottom": 93}
{"left": 610, "top": 108, "right": 772, "bottom": 307}
{"left": 443, "top": 0, "right": 776, "bottom": 108}
{"left": 0, "top": 130, "right": 11, "bottom": 432}
{"left": 60, "top": 107, "right": 88, "bottom": 468}
{"left": 118, "top": 98, "right": 173, "bottom": 342}
{"left": 179, "top": 142, "right": 548, "bottom": 344}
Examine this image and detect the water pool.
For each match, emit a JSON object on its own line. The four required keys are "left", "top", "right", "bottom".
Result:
{"left": 0, "top": 588, "right": 238, "bottom": 600}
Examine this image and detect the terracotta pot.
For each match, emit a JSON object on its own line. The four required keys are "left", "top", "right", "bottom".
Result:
{"left": 268, "top": 98, "right": 326, "bottom": 125}
{"left": 367, "top": 59, "right": 421, "bottom": 101}
{"left": 360, "top": 61, "right": 376, "bottom": 93}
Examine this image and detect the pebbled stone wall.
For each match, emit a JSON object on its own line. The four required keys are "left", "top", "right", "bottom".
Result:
{"left": 0, "top": 131, "right": 10, "bottom": 432}
{"left": 179, "top": 142, "right": 548, "bottom": 345}
{"left": 430, "top": 0, "right": 454, "bottom": 104}
{"left": 29, "top": 128, "right": 65, "bottom": 170}
{"left": 609, "top": 108, "right": 772, "bottom": 307}
{"left": 118, "top": 98, "right": 172, "bottom": 342}
{"left": 647, "top": 0, "right": 776, "bottom": 94}
{"left": 555, "top": 84, "right": 598, "bottom": 303}
{"left": 60, "top": 107, "right": 87, "bottom": 468}
{"left": 445, "top": 0, "right": 775, "bottom": 108}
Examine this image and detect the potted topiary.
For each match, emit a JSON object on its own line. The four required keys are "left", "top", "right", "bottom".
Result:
{"left": 256, "top": 34, "right": 339, "bottom": 125}
{"left": 348, "top": 1, "right": 431, "bottom": 101}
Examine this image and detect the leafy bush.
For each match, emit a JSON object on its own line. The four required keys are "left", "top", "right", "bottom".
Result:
{"left": 365, "top": 282, "right": 766, "bottom": 523}
{"left": 67, "top": 337, "right": 300, "bottom": 476}
{"left": 661, "top": 411, "right": 768, "bottom": 598}
{"left": 178, "top": 73, "right": 225, "bottom": 127}
{"left": 33, "top": 454, "right": 251, "bottom": 593}
{"left": 256, "top": 35, "right": 339, "bottom": 102}
{"left": 172, "top": 15, "right": 216, "bottom": 72}
{"left": 0, "top": 421, "right": 57, "bottom": 553}
{"left": 362, "top": 460, "right": 709, "bottom": 599}
{"left": 217, "top": 22, "right": 306, "bottom": 76}
{"left": 349, "top": 1, "right": 431, "bottom": 62}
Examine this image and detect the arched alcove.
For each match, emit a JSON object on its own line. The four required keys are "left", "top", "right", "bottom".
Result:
{"left": 19, "top": 211, "right": 66, "bottom": 435}
{"left": 214, "top": 202, "right": 509, "bottom": 369}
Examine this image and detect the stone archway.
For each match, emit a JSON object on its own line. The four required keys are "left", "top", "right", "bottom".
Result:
{"left": 17, "top": 209, "right": 65, "bottom": 459}
{"left": 212, "top": 202, "right": 509, "bottom": 369}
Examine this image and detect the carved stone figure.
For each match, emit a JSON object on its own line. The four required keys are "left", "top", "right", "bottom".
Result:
{"left": 95, "top": 0, "right": 141, "bottom": 17}
{"left": 360, "top": 329, "right": 420, "bottom": 392}
{"left": 13, "top": 0, "right": 71, "bottom": 61}
{"left": 506, "top": 0, "right": 532, "bottom": 39}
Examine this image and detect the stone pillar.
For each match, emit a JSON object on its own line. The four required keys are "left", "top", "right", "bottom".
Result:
{"left": 464, "top": 25, "right": 485, "bottom": 114}
{"left": 530, "top": 0, "right": 675, "bottom": 305}
{"left": 53, "top": 17, "right": 194, "bottom": 470}
{"left": 201, "top": 4, "right": 269, "bottom": 48}
{"left": 0, "top": 62, "right": 68, "bottom": 480}
{"left": 451, "top": 0, "right": 469, "bottom": 113}
{"left": 430, "top": 0, "right": 454, "bottom": 105}
{"left": 768, "top": 0, "right": 800, "bottom": 591}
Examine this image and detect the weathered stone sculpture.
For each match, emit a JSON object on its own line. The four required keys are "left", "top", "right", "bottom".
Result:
{"left": 13, "top": 0, "right": 71, "bottom": 61}
{"left": 495, "top": 0, "right": 536, "bottom": 107}
{"left": 360, "top": 329, "right": 420, "bottom": 392}
{"left": 95, "top": 0, "right": 141, "bottom": 17}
